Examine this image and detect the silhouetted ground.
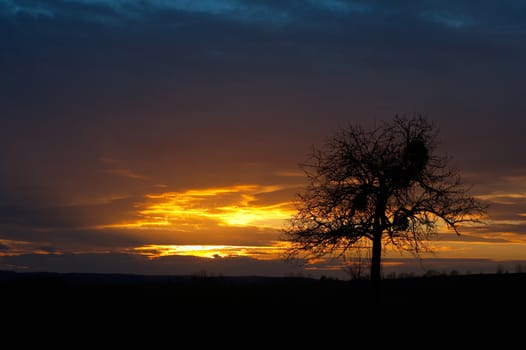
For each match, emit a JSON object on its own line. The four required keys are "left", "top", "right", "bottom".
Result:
{"left": 1, "top": 271, "right": 524, "bottom": 347}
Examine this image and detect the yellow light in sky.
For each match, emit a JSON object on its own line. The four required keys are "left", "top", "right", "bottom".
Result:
{"left": 133, "top": 243, "right": 287, "bottom": 259}
{"left": 213, "top": 203, "right": 294, "bottom": 227}
{"left": 111, "top": 184, "right": 297, "bottom": 230}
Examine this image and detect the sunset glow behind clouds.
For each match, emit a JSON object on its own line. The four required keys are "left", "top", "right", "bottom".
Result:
{"left": 1, "top": 0, "right": 526, "bottom": 278}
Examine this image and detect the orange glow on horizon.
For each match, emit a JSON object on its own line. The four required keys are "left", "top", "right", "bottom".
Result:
{"left": 133, "top": 243, "right": 288, "bottom": 259}
{"left": 90, "top": 183, "right": 526, "bottom": 269}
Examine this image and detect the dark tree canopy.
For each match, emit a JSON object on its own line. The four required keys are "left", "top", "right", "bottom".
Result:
{"left": 283, "top": 115, "right": 486, "bottom": 281}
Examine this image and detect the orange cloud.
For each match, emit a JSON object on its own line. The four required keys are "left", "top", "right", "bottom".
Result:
{"left": 476, "top": 192, "right": 526, "bottom": 204}
{"left": 103, "top": 184, "right": 296, "bottom": 230}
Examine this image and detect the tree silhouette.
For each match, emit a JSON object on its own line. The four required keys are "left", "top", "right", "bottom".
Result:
{"left": 283, "top": 115, "right": 486, "bottom": 282}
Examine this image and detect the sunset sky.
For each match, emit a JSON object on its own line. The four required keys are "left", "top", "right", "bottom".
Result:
{"left": 1, "top": 0, "right": 526, "bottom": 279}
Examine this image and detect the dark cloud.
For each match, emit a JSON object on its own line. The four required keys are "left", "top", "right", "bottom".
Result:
{"left": 1, "top": 1, "right": 522, "bottom": 150}
{"left": 0, "top": 227, "right": 141, "bottom": 253}
{"left": 0, "top": 192, "right": 142, "bottom": 229}
{"left": 0, "top": 252, "right": 310, "bottom": 277}
{"left": 2, "top": 252, "right": 525, "bottom": 278}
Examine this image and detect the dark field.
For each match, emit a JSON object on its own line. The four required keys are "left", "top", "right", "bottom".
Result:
{"left": 1, "top": 271, "right": 524, "bottom": 346}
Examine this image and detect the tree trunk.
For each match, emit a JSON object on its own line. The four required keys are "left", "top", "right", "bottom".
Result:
{"left": 370, "top": 231, "right": 382, "bottom": 282}
{"left": 369, "top": 231, "right": 383, "bottom": 305}
{"left": 371, "top": 190, "right": 386, "bottom": 282}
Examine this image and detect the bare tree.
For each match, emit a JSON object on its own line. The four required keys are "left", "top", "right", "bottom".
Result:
{"left": 283, "top": 115, "right": 486, "bottom": 282}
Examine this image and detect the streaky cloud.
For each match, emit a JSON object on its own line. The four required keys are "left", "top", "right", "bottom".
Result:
{"left": 4, "top": 0, "right": 524, "bottom": 34}
{"left": 0, "top": 0, "right": 291, "bottom": 26}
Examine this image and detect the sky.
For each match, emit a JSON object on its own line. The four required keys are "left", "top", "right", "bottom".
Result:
{"left": 1, "top": 0, "right": 526, "bottom": 279}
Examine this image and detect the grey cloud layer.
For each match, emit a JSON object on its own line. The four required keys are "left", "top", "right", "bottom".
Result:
{"left": 1, "top": 253, "right": 524, "bottom": 278}
{"left": 2, "top": 0, "right": 525, "bottom": 212}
